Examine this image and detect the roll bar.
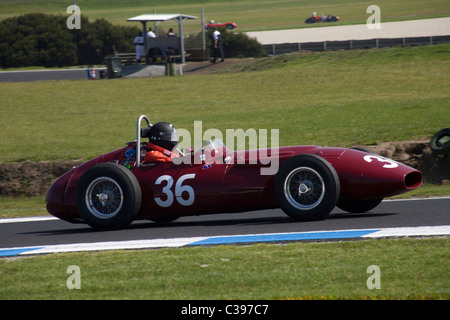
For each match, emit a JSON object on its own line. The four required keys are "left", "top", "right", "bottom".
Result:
{"left": 136, "top": 115, "right": 152, "bottom": 168}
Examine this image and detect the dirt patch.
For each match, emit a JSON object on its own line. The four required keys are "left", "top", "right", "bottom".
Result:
{"left": 0, "top": 160, "right": 81, "bottom": 197}
{"left": 0, "top": 141, "right": 448, "bottom": 197}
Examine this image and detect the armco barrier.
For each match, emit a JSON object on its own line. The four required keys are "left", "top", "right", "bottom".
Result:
{"left": 263, "top": 35, "right": 450, "bottom": 55}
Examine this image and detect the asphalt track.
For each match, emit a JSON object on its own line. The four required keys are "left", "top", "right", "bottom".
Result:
{"left": 0, "top": 198, "right": 449, "bottom": 257}
{"left": 0, "top": 68, "right": 104, "bottom": 82}
{"left": 246, "top": 17, "right": 450, "bottom": 44}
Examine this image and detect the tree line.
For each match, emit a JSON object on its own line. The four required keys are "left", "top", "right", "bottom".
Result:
{"left": 0, "top": 13, "right": 139, "bottom": 68}
{"left": 0, "top": 13, "right": 265, "bottom": 69}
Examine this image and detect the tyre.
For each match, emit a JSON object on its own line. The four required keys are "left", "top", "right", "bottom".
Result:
{"left": 430, "top": 128, "right": 450, "bottom": 155}
{"left": 336, "top": 198, "right": 383, "bottom": 213}
{"left": 274, "top": 154, "right": 340, "bottom": 221}
{"left": 76, "top": 162, "right": 142, "bottom": 230}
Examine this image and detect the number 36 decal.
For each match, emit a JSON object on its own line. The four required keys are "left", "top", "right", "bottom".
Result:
{"left": 363, "top": 155, "right": 398, "bottom": 168}
{"left": 154, "top": 174, "right": 196, "bottom": 207}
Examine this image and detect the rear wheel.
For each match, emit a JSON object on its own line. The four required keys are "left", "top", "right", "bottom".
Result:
{"left": 274, "top": 154, "right": 340, "bottom": 221}
{"left": 76, "top": 162, "right": 141, "bottom": 230}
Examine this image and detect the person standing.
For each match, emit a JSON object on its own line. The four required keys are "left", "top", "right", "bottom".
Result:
{"left": 211, "top": 27, "right": 224, "bottom": 63}
{"left": 133, "top": 31, "right": 145, "bottom": 63}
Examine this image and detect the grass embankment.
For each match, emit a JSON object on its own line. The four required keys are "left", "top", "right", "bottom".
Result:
{"left": 1, "top": 44, "right": 448, "bottom": 163}
{"left": 0, "top": 238, "right": 448, "bottom": 299}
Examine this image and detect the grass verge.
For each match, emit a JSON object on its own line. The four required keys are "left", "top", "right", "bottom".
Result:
{"left": 0, "top": 44, "right": 449, "bottom": 163}
{"left": 0, "top": 238, "right": 448, "bottom": 299}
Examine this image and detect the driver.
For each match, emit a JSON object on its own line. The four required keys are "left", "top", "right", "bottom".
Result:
{"left": 144, "top": 122, "right": 179, "bottom": 163}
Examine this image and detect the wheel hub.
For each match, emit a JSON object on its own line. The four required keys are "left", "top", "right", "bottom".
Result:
{"left": 85, "top": 177, "right": 124, "bottom": 219}
{"left": 96, "top": 193, "right": 109, "bottom": 206}
{"left": 284, "top": 167, "right": 325, "bottom": 210}
{"left": 298, "top": 182, "right": 312, "bottom": 195}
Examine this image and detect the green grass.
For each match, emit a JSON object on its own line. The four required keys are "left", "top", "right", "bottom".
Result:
{"left": 1, "top": 0, "right": 449, "bottom": 32}
{"left": 0, "top": 44, "right": 448, "bottom": 163}
{"left": 0, "top": 238, "right": 448, "bottom": 299}
{"left": 0, "top": 196, "right": 46, "bottom": 218}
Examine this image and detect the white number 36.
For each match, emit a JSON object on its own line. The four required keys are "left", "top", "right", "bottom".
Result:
{"left": 155, "top": 174, "right": 196, "bottom": 207}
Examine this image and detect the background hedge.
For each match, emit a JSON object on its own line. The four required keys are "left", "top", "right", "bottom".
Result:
{"left": 0, "top": 13, "right": 264, "bottom": 68}
{"left": 0, "top": 13, "right": 139, "bottom": 68}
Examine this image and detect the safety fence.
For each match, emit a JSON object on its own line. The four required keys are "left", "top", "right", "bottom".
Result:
{"left": 262, "top": 35, "right": 450, "bottom": 55}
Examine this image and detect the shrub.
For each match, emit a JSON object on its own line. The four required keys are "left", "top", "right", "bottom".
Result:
{"left": 0, "top": 13, "right": 139, "bottom": 68}
{"left": 186, "top": 28, "right": 265, "bottom": 58}
{"left": 218, "top": 29, "right": 265, "bottom": 58}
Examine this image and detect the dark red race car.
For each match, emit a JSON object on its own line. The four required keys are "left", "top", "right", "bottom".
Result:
{"left": 46, "top": 115, "right": 422, "bottom": 230}
{"left": 204, "top": 21, "right": 237, "bottom": 29}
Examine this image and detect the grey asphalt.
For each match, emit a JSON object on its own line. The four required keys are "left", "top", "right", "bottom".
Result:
{"left": 0, "top": 68, "right": 104, "bottom": 82}
{"left": 1, "top": 198, "right": 449, "bottom": 249}
{"left": 246, "top": 17, "right": 450, "bottom": 44}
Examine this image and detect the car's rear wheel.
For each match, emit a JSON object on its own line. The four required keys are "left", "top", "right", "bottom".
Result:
{"left": 76, "top": 162, "right": 141, "bottom": 230}
{"left": 274, "top": 154, "right": 340, "bottom": 221}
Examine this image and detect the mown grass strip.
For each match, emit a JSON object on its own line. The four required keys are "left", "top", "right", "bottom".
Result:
{"left": 0, "top": 238, "right": 448, "bottom": 299}
{"left": 1, "top": 44, "right": 449, "bottom": 163}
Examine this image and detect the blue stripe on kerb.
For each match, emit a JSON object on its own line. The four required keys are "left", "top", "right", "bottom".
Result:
{"left": 0, "top": 247, "right": 45, "bottom": 257}
{"left": 188, "top": 230, "right": 380, "bottom": 246}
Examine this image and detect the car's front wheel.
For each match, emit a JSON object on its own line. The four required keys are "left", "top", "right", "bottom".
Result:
{"left": 76, "top": 162, "right": 141, "bottom": 230}
{"left": 274, "top": 154, "right": 340, "bottom": 221}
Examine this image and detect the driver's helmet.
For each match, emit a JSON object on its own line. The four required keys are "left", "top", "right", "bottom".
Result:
{"left": 148, "top": 122, "right": 178, "bottom": 151}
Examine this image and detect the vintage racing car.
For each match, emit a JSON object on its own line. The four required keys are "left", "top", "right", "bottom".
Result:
{"left": 46, "top": 115, "right": 422, "bottom": 230}
{"left": 204, "top": 21, "right": 237, "bottom": 29}
{"left": 305, "top": 13, "right": 340, "bottom": 24}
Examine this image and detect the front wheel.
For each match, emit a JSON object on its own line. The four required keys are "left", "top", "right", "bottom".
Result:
{"left": 274, "top": 154, "right": 340, "bottom": 221}
{"left": 76, "top": 162, "right": 142, "bottom": 230}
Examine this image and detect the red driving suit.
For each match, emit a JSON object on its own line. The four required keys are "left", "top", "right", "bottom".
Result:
{"left": 144, "top": 142, "right": 177, "bottom": 163}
